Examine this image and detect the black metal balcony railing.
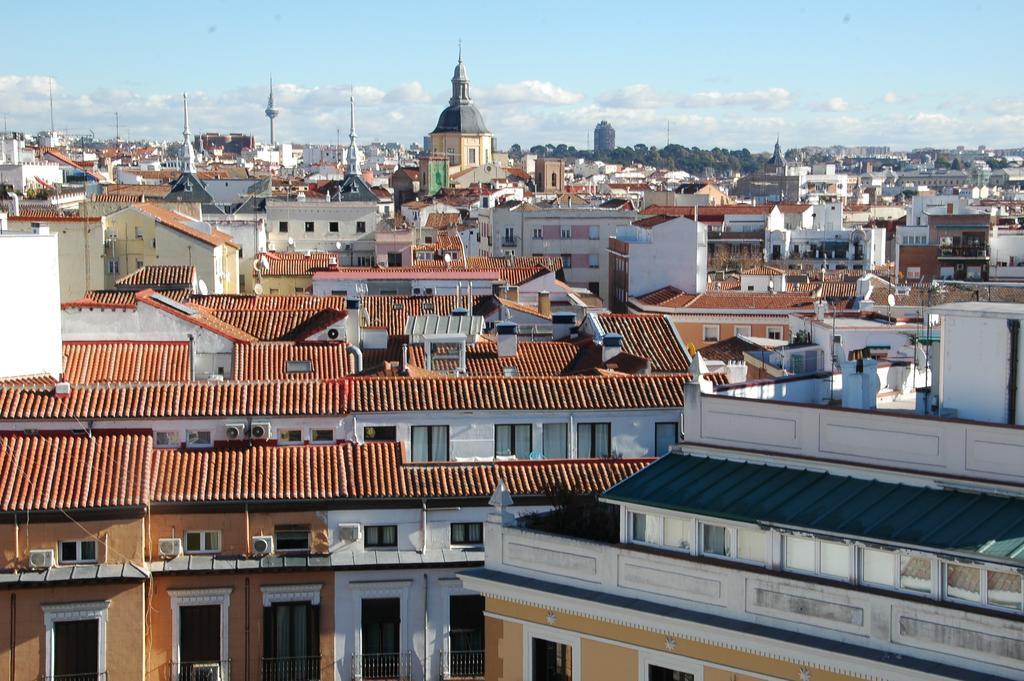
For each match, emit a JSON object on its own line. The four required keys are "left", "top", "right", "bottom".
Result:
{"left": 261, "top": 656, "right": 321, "bottom": 681}
{"left": 351, "top": 652, "right": 411, "bottom": 680}
{"left": 939, "top": 245, "right": 989, "bottom": 259}
{"left": 501, "top": 236, "right": 519, "bottom": 247}
{"left": 171, "top": 660, "right": 231, "bottom": 681}
{"left": 442, "top": 650, "right": 485, "bottom": 679}
{"left": 43, "top": 673, "right": 108, "bottom": 681}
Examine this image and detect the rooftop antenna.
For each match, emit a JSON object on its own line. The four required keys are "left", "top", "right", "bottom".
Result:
{"left": 666, "top": 120, "right": 670, "bottom": 147}
{"left": 264, "top": 74, "right": 279, "bottom": 145}
{"left": 48, "top": 77, "right": 55, "bottom": 133}
{"left": 115, "top": 111, "right": 119, "bottom": 143}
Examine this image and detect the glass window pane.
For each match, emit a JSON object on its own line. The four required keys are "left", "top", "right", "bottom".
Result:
{"left": 432, "top": 426, "right": 449, "bottom": 461}
{"left": 663, "top": 517, "right": 692, "bottom": 551}
{"left": 702, "top": 524, "right": 729, "bottom": 556}
{"left": 79, "top": 541, "right": 96, "bottom": 561}
{"left": 900, "top": 555, "right": 933, "bottom": 593}
{"left": 494, "top": 425, "right": 512, "bottom": 456}
{"left": 185, "top": 533, "right": 201, "bottom": 552}
{"left": 819, "top": 542, "right": 851, "bottom": 579}
{"left": 946, "top": 563, "right": 982, "bottom": 602}
{"left": 411, "top": 426, "right": 428, "bottom": 462}
{"left": 737, "top": 528, "right": 766, "bottom": 563}
{"left": 59, "top": 542, "right": 77, "bottom": 562}
{"left": 784, "top": 536, "right": 816, "bottom": 572}
{"left": 577, "top": 423, "right": 592, "bottom": 458}
{"left": 987, "top": 570, "right": 1023, "bottom": 610}
{"left": 594, "top": 423, "right": 610, "bottom": 457}
{"left": 514, "top": 425, "right": 532, "bottom": 459}
{"left": 542, "top": 424, "right": 567, "bottom": 458}
{"left": 863, "top": 549, "right": 896, "bottom": 586}
{"left": 631, "top": 513, "right": 647, "bottom": 543}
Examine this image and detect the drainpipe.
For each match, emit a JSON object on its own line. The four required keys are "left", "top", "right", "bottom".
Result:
{"left": 1009, "top": 319, "right": 1020, "bottom": 425}
{"left": 187, "top": 334, "right": 195, "bottom": 380}
{"left": 422, "top": 572, "right": 430, "bottom": 681}
{"left": 347, "top": 345, "right": 363, "bottom": 374}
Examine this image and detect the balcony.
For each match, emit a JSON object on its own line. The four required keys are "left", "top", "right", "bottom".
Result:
{"left": 44, "top": 674, "right": 108, "bottom": 681}
{"left": 442, "top": 650, "right": 485, "bottom": 679}
{"left": 938, "top": 244, "right": 989, "bottom": 259}
{"left": 351, "top": 652, "right": 412, "bottom": 680}
{"left": 500, "top": 236, "right": 519, "bottom": 247}
{"left": 261, "top": 656, "right": 321, "bottom": 681}
{"left": 171, "top": 660, "right": 231, "bottom": 681}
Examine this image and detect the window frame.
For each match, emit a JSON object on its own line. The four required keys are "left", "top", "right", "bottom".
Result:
{"left": 329, "top": 221, "right": 339, "bottom": 233}
{"left": 576, "top": 422, "right": 611, "bottom": 458}
{"left": 450, "top": 522, "right": 484, "bottom": 547}
{"left": 702, "top": 325, "right": 720, "bottom": 342}
{"left": 698, "top": 520, "right": 768, "bottom": 565}
{"left": 185, "top": 430, "right": 212, "bottom": 449}
{"left": 278, "top": 429, "right": 303, "bottom": 445}
{"left": 58, "top": 539, "right": 98, "bottom": 565}
{"left": 494, "top": 423, "right": 533, "bottom": 458}
{"left": 274, "top": 526, "right": 311, "bottom": 554}
{"left": 184, "top": 530, "right": 222, "bottom": 555}
{"left": 356, "top": 221, "right": 367, "bottom": 233}
{"left": 733, "top": 325, "right": 751, "bottom": 337}
{"left": 279, "top": 220, "right": 289, "bottom": 233}
{"left": 154, "top": 431, "right": 180, "bottom": 448}
{"left": 311, "top": 428, "right": 335, "bottom": 443}
{"left": 411, "top": 424, "right": 449, "bottom": 462}
{"left": 364, "top": 525, "right": 399, "bottom": 549}
{"left": 766, "top": 326, "right": 784, "bottom": 340}
{"left": 304, "top": 221, "right": 315, "bottom": 233}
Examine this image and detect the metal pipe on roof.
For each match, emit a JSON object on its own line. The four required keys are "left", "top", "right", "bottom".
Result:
{"left": 1008, "top": 319, "right": 1019, "bottom": 426}
{"left": 347, "top": 345, "right": 363, "bottom": 374}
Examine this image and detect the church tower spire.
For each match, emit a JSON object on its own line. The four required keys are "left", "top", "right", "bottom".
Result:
{"left": 450, "top": 43, "right": 471, "bottom": 105}
{"left": 347, "top": 91, "right": 359, "bottom": 177}
{"left": 180, "top": 92, "right": 197, "bottom": 174}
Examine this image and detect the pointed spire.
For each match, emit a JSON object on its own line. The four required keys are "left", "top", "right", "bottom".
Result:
{"left": 265, "top": 74, "right": 280, "bottom": 146}
{"left": 450, "top": 43, "right": 471, "bottom": 105}
{"left": 346, "top": 90, "right": 360, "bottom": 177}
{"left": 180, "top": 93, "right": 197, "bottom": 174}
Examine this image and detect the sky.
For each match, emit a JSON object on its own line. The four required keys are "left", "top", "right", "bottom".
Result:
{"left": 2, "top": 0, "right": 1022, "bottom": 152}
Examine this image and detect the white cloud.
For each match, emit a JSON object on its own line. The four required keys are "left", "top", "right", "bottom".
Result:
{"left": 385, "top": 81, "right": 431, "bottom": 104}
{"left": 819, "top": 96, "right": 849, "bottom": 112}
{"left": 483, "top": 80, "right": 582, "bottom": 105}
{"left": 678, "top": 88, "right": 793, "bottom": 111}
{"left": 595, "top": 84, "right": 672, "bottom": 109}
{"left": 883, "top": 91, "right": 899, "bottom": 104}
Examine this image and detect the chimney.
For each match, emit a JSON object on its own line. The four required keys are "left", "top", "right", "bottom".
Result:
{"left": 400, "top": 343, "right": 409, "bottom": 375}
{"left": 946, "top": 203, "right": 954, "bottom": 215}
{"left": 537, "top": 290, "right": 551, "bottom": 317}
{"left": 552, "top": 311, "right": 576, "bottom": 340}
{"left": 491, "top": 282, "right": 504, "bottom": 298}
{"left": 345, "top": 297, "right": 362, "bottom": 347}
{"left": 815, "top": 300, "right": 827, "bottom": 321}
{"left": 504, "top": 285, "right": 519, "bottom": 303}
{"left": 496, "top": 321, "right": 518, "bottom": 357}
{"left": 602, "top": 333, "right": 623, "bottom": 363}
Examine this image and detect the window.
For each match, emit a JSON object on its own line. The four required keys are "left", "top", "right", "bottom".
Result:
{"left": 560, "top": 226, "right": 571, "bottom": 239}
{"left": 820, "top": 541, "right": 852, "bottom": 579}
{"left": 577, "top": 422, "right": 610, "bottom": 458}
{"left": 862, "top": 548, "right": 897, "bottom": 587}
{"left": 51, "top": 616, "right": 101, "bottom": 680}
{"left": 495, "top": 424, "right": 532, "bottom": 458}
{"left": 541, "top": 423, "right": 567, "bottom": 458}
{"left": 275, "top": 526, "right": 310, "bottom": 553}
{"left": 387, "top": 252, "right": 402, "bottom": 267}
{"left": 155, "top": 431, "right": 180, "bottom": 448}
{"left": 467, "top": 148, "right": 477, "bottom": 165}
{"left": 135, "top": 259, "right": 144, "bottom": 270}
{"left": 784, "top": 536, "right": 816, "bottom": 572}
{"left": 734, "top": 325, "right": 751, "bottom": 337}
{"left": 411, "top": 425, "right": 449, "bottom": 462}
{"left": 655, "top": 423, "right": 678, "bottom": 456}
{"left": 649, "top": 666, "right": 695, "bottom": 681}
{"left": 264, "top": 601, "right": 319, "bottom": 676}
{"left": 59, "top": 540, "right": 97, "bottom": 564}
{"left": 184, "top": 531, "right": 221, "bottom": 554}
{"left": 186, "top": 430, "right": 212, "bottom": 448}
{"left": 279, "top": 221, "right": 288, "bottom": 233}
{"left": 311, "top": 429, "right": 334, "bottom": 443}
{"left": 107, "top": 258, "right": 119, "bottom": 274}
{"left": 450, "top": 522, "right": 483, "bottom": 545}
{"left": 736, "top": 527, "right": 767, "bottom": 562}
{"left": 285, "top": 360, "right": 313, "bottom": 374}
{"left": 305, "top": 221, "right": 314, "bottom": 233}
{"left": 767, "top": 326, "right": 783, "bottom": 340}
{"left": 630, "top": 512, "right": 657, "bottom": 544}
{"left": 701, "top": 523, "right": 766, "bottom": 564}
{"left": 363, "top": 426, "right": 397, "bottom": 442}
{"left": 532, "top": 227, "right": 543, "bottom": 239}
{"left": 588, "top": 254, "right": 599, "bottom": 268}
{"left": 588, "top": 226, "right": 599, "bottom": 240}
{"left": 449, "top": 595, "right": 484, "bottom": 676}
{"left": 278, "top": 429, "right": 303, "bottom": 444}
{"left": 532, "top": 638, "right": 571, "bottom": 681}
{"left": 900, "top": 555, "right": 933, "bottom": 593}
{"left": 702, "top": 325, "right": 720, "bottom": 342}
{"left": 946, "top": 563, "right": 982, "bottom": 603}
{"left": 365, "top": 525, "right": 398, "bottom": 548}
{"left": 361, "top": 598, "right": 401, "bottom": 670}
{"left": 560, "top": 254, "right": 571, "bottom": 269}
{"left": 135, "top": 226, "right": 143, "bottom": 239}
{"left": 356, "top": 221, "right": 366, "bottom": 233}
{"left": 662, "top": 517, "right": 692, "bottom": 551}
{"left": 702, "top": 523, "right": 730, "bottom": 557}
{"left": 987, "top": 570, "right": 1024, "bottom": 611}
{"left": 328, "top": 221, "right": 339, "bottom": 233}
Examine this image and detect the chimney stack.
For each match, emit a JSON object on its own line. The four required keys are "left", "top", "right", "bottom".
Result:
{"left": 537, "top": 290, "right": 551, "bottom": 317}
{"left": 602, "top": 333, "right": 623, "bottom": 363}
{"left": 496, "top": 321, "right": 518, "bottom": 357}
{"left": 345, "top": 298, "right": 362, "bottom": 347}
{"left": 552, "top": 311, "right": 575, "bottom": 340}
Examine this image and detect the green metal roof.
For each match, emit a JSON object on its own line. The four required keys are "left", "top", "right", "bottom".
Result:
{"left": 603, "top": 454, "right": 1024, "bottom": 565}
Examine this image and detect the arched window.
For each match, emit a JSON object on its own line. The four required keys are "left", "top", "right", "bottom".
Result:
{"left": 551, "top": 173, "right": 557, "bottom": 187}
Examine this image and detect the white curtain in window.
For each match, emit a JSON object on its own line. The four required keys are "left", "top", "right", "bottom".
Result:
{"left": 514, "top": 425, "right": 531, "bottom": 459}
{"left": 412, "top": 427, "right": 429, "bottom": 462}
{"left": 819, "top": 542, "right": 851, "bottom": 579}
{"left": 431, "top": 426, "right": 448, "bottom": 462}
{"left": 594, "top": 423, "right": 610, "bottom": 457}
{"left": 784, "top": 536, "right": 816, "bottom": 572}
{"left": 737, "top": 528, "right": 766, "bottom": 563}
{"left": 542, "top": 424, "right": 567, "bottom": 458}
{"left": 702, "top": 525, "right": 728, "bottom": 556}
{"left": 663, "top": 517, "right": 691, "bottom": 550}
{"left": 863, "top": 549, "right": 896, "bottom": 586}
{"left": 495, "top": 426, "right": 512, "bottom": 456}
{"left": 577, "top": 423, "right": 592, "bottom": 458}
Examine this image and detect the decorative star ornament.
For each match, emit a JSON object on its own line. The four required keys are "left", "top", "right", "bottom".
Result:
{"left": 545, "top": 612, "right": 557, "bottom": 625}
{"left": 799, "top": 668, "right": 812, "bottom": 681}
{"left": 664, "top": 637, "right": 677, "bottom": 651}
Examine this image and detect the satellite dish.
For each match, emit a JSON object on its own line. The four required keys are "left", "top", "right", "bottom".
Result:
{"left": 253, "top": 283, "right": 264, "bottom": 295}
{"left": 197, "top": 279, "right": 209, "bottom": 295}
{"left": 443, "top": 253, "right": 452, "bottom": 263}
{"left": 335, "top": 241, "right": 343, "bottom": 251}
{"left": 259, "top": 255, "right": 270, "bottom": 270}
{"left": 887, "top": 293, "right": 896, "bottom": 307}
{"left": 287, "top": 237, "right": 295, "bottom": 246}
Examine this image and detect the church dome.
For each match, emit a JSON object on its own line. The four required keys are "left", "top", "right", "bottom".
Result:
{"left": 432, "top": 54, "right": 490, "bottom": 135}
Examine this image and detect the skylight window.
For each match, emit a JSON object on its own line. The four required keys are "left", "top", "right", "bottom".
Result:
{"left": 285, "top": 360, "right": 313, "bottom": 374}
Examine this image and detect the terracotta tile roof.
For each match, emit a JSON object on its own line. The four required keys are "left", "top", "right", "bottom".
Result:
{"left": 62, "top": 289, "right": 191, "bottom": 309}
{"left": 775, "top": 203, "right": 812, "bottom": 214}
{"left": 867, "top": 282, "right": 1024, "bottom": 308}
{"left": 402, "top": 200, "right": 429, "bottom": 209}
{"left": 132, "top": 204, "right": 237, "bottom": 249}
{"left": 407, "top": 341, "right": 581, "bottom": 377}
{"left": 349, "top": 375, "right": 687, "bottom": 412}
{"left": 207, "top": 308, "right": 340, "bottom": 341}
{"left": 149, "top": 441, "right": 648, "bottom": 503}
{"left": 697, "top": 336, "right": 763, "bottom": 363}
{"left": 404, "top": 256, "right": 561, "bottom": 286}
{"left": 0, "top": 380, "right": 348, "bottom": 420}
{"left": 362, "top": 295, "right": 484, "bottom": 335}
{"left": 633, "top": 214, "right": 676, "bottom": 229}
{"left": 62, "top": 342, "right": 191, "bottom": 384}
{"left": 641, "top": 204, "right": 773, "bottom": 218}
{"left": 505, "top": 167, "right": 532, "bottom": 181}
{"left": 817, "top": 281, "right": 859, "bottom": 299}
{"left": 260, "top": 251, "right": 338, "bottom": 277}
{"left": 0, "top": 374, "right": 57, "bottom": 387}
{"left": 192, "top": 294, "right": 346, "bottom": 312}
{"left": 635, "top": 286, "right": 697, "bottom": 307}
{"left": 116, "top": 265, "right": 196, "bottom": 289}
{"left": 596, "top": 314, "right": 691, "bottom": 373}
{"left": 0, "top": 432, "right": 151, "bottom": 511}
{"left": 740, "top": 265, "right": 785, "bottom": 276}
{"left": 425, "top": 213, "right": 461, "bottom": 229}
{"left": 233, "top": 342, "right": 350, "bottom": 380}
{"left": 102, "top": 184, "right": 171, "bottom": 198}
{"left": 136, "top": 291, "right": 258, "bottom": 343}
{"left": 679, "top": 291, "right": 823, "bottom": 311}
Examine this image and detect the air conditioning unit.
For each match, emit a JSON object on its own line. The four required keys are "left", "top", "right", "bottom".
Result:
{"left": 189, "top": 662, "right": 222, "bottom": 681}
{"left": 158, "top": 537, "right": 182, "bottom": 559}
{"left": 267, "top": 243, "right": 277, "bottom": 252}
{"left": 225, "top": 423, "right": 246, "bottom": 440}
{"left": 338, "top": 524, "right": 361, "bottom": 543}
{"left": 250, "top": 422, "right": 273, "bottom": 440}
{"left": 29, "top": 549, "right": 55, "bottom": 570}
{"left": 326, "top": 328, "right": 340, "bottom": 340}
{"left": 252, "top": 535, "right": 274, "bottom": 555}
{"left": 412, "top": 287, "right": 423, "bottom": 296}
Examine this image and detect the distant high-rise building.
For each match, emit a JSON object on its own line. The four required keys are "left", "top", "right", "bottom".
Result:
{"left": 265, "top": 76, "right": 280, "bottom": 146}
{"left": 594, "top": 120, "right": 615, "bottom": 152}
